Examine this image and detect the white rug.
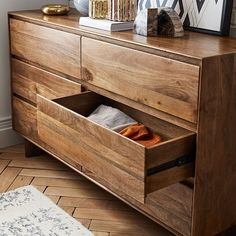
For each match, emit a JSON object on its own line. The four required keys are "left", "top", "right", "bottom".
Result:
{"left": 0, "top": 185, "right": 94, "bottom": 236}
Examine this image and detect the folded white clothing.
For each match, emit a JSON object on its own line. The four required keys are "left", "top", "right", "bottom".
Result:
{"left": 87, "top": 104, "right": 137, "bottom": 131}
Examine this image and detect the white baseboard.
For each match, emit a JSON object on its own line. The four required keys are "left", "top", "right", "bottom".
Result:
{"left": 0, "top": 116, "right": 23, "bottom": 148}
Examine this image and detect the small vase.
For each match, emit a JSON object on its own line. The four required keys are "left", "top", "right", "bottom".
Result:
{"left": 74, "top": 0, "right": 89, "bottom": 16}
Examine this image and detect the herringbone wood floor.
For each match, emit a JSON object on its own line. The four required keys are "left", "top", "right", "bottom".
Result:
{"left": 0, "top": 144, "right": 172, "bottom": 236}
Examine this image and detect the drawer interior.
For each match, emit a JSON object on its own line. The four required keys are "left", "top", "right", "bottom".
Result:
{"left": 37, "top": 91, "right": 196, "bottom": 203}
{"left": 55, "top": 92, "right": 193, "bottom": 141}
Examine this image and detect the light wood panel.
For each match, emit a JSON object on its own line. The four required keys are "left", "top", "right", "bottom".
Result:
{"left": 192, "top": 54, "right": 236, "bottom": 236}
{"left": 32, "top": 177, "right": 97, "bottom": 189}
{"left": 10, "top": 19, "right": 81, "bottom": 78}
{"left": 12, "top": 96, "right": 38, "bottom": 141}
{"left": 82, "top": 38, "right": 199, "bottom": 123}
{"left": 12, "top": 59, "right": 82, "bottom": 103}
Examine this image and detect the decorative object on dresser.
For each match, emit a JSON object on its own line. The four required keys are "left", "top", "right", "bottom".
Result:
{"left": 9, "top": 10, "right": 236, "bottom": 236}
{"left": 138, "top": 0, "right": 234, "bottom": 35}
{"left": 74, "top": 0, "right": 89, "bottom": 16}
{"left": 134, "top": 7, "right": 184, "bottom": 37}
{"left": 134, "top": 8, "right": 158, "bottom": 36}
{"left": 106, "top": 0, "right": 137, "bottom": 21}
{"left": 157, "top": 8, "right": 184, "bottom": 37}
{"left": 41, "top": 4, "right": 70, "bottom": 15}
{"left": 0, "top": 186, "right": 94, "bottom": 236}
{"left": 89, "top": 0, "right": 108, "bottom": 19}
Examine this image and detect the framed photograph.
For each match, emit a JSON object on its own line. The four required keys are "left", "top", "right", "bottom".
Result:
{"left": 138, "top": 0, "right": 234, "bottom": 35}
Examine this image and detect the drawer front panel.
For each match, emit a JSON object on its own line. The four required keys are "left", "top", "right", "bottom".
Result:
{"left": 38, "top": 111, "right": 145, "bottom": 202}
{"left": 12, "top": 59, "right": 82, "bottom": 103}
{"left": 37, "top": 92, "right": 195, "bottom": 203}
{"left": 82, "top": 38, "right": 200, "bottom": 123}
{"left": 10, "top": 19, "right": 81, "bottom": 78}
{"left": 12, "top": 96, "right": 38, "bottom": 141}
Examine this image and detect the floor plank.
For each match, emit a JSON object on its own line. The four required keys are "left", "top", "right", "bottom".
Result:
{"left": 45, "top": 186, "right": 115, "bottom": 200}
{"left": 32, "top": 177, "right": 98, "bottom": 189}
{"left": 60, "top": 206, "right": 75, "bottom": 216}
{"left": 73, "top": 208, "right": 143, "bottom": 223}
{"left": 76, "top": 218, "right": 91, "bottom": 228}
{"left": 46, "top": 195, "right": 60, "bottom": 204}
{"left": 0, "top": 167, "right": 22, "bottom": 192}
{"left": 8, "top": 175, "right": 33, "bottom": 191}
{"left": 9, "top": 159, "right": 69, "bottom": 170}
{"left": 59, "top": 197, "right": 131, "bottom": 211}
{"left": 90, "top": 220, "right": 172, "bottom": 235}
{"left": 0, "top": 160, "right": 10, "bottom": 174}
{"left": 19, "top": 169, "right": 81, "bottom": 179}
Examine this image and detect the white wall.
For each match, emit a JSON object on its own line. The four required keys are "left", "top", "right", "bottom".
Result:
{"left": 0, "top": 0, "right": 68, "bottom": 148}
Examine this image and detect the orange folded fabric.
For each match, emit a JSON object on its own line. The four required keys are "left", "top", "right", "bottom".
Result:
{"left": 119, "top": 124, "right": 162, "bottom": 147}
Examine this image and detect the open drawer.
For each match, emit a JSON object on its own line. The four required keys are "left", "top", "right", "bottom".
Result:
{"left": 37, "top": 91, "right": 196, "bottom": 203}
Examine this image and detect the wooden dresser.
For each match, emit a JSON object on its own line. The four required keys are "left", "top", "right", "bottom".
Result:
{"left": 8, "top": 10, "right": 236, "bottom": 236}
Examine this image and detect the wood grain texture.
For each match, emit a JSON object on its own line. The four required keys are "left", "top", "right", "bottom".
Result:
{"left": 192, "top": 54, "right": 236, "bottom": 236}
{"left": 7, "top": 175, "right": 33, "bottom": 191}
{"left": 38, "top": 111, "right": 146, "bottom": 203}
{"left": 10, "top": 19, "right": 81, "bottom": 78}
{"left": 0, "top": 167, "right": 22, "bottom": 192}
{"left": 82, "top": 38, "right": 199, "bottom": 123}
{"left": 80, "top": 81, "right": 197, "bottom": 131}
{"left": 0, "top": 160, "right": 10, "bottom": 174}
{"left": 11, "top": 59, "right": 81, "bottom": 103}
{"left": 37, "top": 93, "right": 195, "bottom": 203}
{"left": 12, "top": 96, "right": 38, "bottom": 141}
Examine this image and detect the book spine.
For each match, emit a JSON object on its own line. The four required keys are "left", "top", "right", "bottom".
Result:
{"left": 112, "top": 0, "right": 118, "bottom": 21}
{"left": 118, "top": 0, "right": 123, "bottom": 21}
{"left": 125, "top": 0, "right": 129, "bottom": 21}
{"left": 106, "top": 0, "right": 112, "bottom": 20}
{"left": 130, "top": 0, "right": 136, "bottom": 21}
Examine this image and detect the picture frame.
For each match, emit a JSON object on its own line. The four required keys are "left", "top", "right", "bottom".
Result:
{"left": 137, "top": 0, "right": 234, "bottom": 36}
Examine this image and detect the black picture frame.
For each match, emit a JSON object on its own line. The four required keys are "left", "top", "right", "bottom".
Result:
{"left": 137, "top": 0, "right": 234, "bottom": 36}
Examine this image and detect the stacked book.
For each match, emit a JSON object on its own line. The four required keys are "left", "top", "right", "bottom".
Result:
{"left": 107, "top": 0, "right": 137, "bottom": 21}
{"left": 79, "top": 17, "right": 134, "bottom": 31}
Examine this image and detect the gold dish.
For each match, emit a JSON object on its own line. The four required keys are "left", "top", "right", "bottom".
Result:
{"left": 41, "top": 4, "right": 70, "bottom": 15}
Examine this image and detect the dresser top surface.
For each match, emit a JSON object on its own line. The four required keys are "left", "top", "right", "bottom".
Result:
{"left": 9, "top": 10, "right": 236, "bottom": 61}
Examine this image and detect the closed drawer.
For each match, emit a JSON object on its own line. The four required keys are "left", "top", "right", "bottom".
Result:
{"left": 10, "top": 19, "right": 81, "bottom": 78}
{"left": 12, "top": 96, "right": 38, "bottom": 141}
{"left": 82, "top": 38, "right": 200, "bottom": 123}
{"left": 11, "top": 59, "right": 82, "bottom": 103}
{"left": 37, "top": 91, "right": 195, "bottom": 203}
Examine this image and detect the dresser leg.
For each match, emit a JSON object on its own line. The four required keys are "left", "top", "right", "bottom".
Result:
{"left": 25, "top": 139, "right": 44, "bottom": 157}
